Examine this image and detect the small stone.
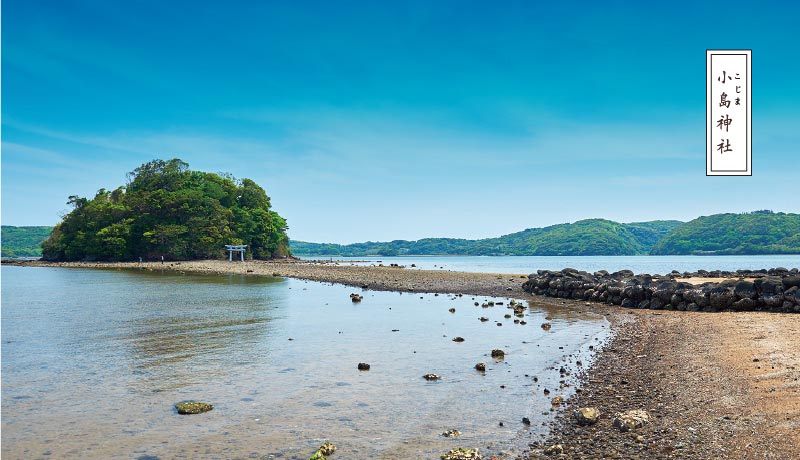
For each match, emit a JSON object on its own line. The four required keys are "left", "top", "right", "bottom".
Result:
{"left": 357, "top": 362, "right": 370, "bottom": 371}
{"left": 175, "top": 401, "right": 213, "bottom": 415}
{"left": 440, "top": 447, "right": 482, "bottom": 460}
{"left": 491, "top": 349, "right": 505, "bottom": 358}
{"left": 551, "top": 396, "right": 563, "bottom": 407}
{"left": 441, "top": 429, "right": 461, "bottom": 438}
{"left": 423, "top": 373, "right": 441, "bottom": 381}
{"left": 522, "top": 417, "right": 531, "bottom": 425}
{"left": 453, "top": 337, "right": 465, "bottom": 342}
{"left": 543, "top": 444, "right": 563, "bottom": 455}
{"left": 573, "top": 407, "right": 601, "bottom": 425}
{"left": 541, "top": 323, "right": 552, "bottom": 331}
{"left": 449, "top": 307, "right": 456, "bottom": 313}
{"left": 612, "top": 410, "right": 650, "bottom": 432}
{"left": 308, "top": 441, "right": 336, "bottom": 460}
{"left": 475, "top": 362, "right": 486, "bottom": 372}
{"left": 350, "top": 293, "right": 363, "bottom": 302}
{"left": 479, "top": 317, "right": 489, "bottom": 322}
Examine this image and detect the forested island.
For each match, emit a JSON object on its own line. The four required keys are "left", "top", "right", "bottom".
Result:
{"left": 37, "top": 159, "right": 289, "bottom": 261}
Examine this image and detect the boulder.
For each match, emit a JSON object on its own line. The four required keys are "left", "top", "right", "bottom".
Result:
{"left": 491, "top": 349, "right": 505, "bottom": 358}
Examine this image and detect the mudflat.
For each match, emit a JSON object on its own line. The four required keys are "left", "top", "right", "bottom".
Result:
{"left": 14, "top": 258, "right": 800, "bottom": 459}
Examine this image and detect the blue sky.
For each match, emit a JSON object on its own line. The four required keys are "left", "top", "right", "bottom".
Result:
{"left": 2, "top": 1, "right": 798, "bottom": 243}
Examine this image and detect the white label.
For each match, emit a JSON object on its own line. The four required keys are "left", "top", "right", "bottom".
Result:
{"left": 707, "top": 50, "right": 752, "bottom": 176}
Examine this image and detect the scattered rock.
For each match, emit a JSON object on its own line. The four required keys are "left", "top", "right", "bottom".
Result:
{"left": 440, "top": 447, "right": 482, "bottom": 460}
{"left": 491, "top": 349, "right": 505, "bottom": 358}
{"left": 522, "top": 416, "right": 531, "bottom": 425}
{"left": 350, "top": 293, "right": 363, "bottom": 302}
{"left": 424, "top": 373, "right": 441, "bottom": 381}
{"left": 441, "top": 429, "right": 461, "bottom": 438}
{"left": 449, "top": 307, "right": 456, "bottom": 313}
{"left": 612, "top": 409, "right": 650, "bottom": 432}
{"left": 479, "top": 317, "right": 489, "bottom": 322}
{"left": 453, "top": 337, "right": 465, "bottom": 342}
{"left": 551, "top": 396, "right": 564, "bottom": 407}
{"left": 475, "top": 362, "right": 486, "bottom": 372}
{"left": 541, "top": 322, "right": 552, "bottom": 331}
{"left": 175, "top": 401, "right": 213, "bottom": 415}
{"left": 573, "top": 407, "right": 601, "bottom": 425}
{"left": 357, "top": 362, "right": 370, "bottom": 371}
{"left": 308, "top": 441, "right": 336, "bottom": 460}
{"left": 543, "top": 444, "right": 563, "bottom": 455}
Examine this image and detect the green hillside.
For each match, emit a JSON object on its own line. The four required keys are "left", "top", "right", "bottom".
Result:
{"left": 291, "top": 219, "right": 684, "bottom": 256}
{"left": 650, "top": 211, "right": 800, "bottom": 255}
{"left": 1, "top": 226, "right": 54, "bottom": 258}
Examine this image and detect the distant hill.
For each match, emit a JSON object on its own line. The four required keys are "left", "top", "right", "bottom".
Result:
{"left": 291, "top": 219, "right": 684, "bottom": 256}
{"left": 650, "top": 211, "right": 800, "bottom": 255}
{"left": 10, "top": 211, "right": 799, "bottom": 259}
{"left": 1, "top": 226, "right": 53, "bottom": 258}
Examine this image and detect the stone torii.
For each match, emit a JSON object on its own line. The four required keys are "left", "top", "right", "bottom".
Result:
{"left": 225, "top": 244, "right": 247, "bottom": 261}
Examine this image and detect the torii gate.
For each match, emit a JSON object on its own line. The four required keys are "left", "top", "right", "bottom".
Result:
{"left": 225, "top": 244, "right": 247, "bottom": 261}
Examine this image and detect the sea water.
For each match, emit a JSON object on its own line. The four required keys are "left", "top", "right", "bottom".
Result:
{"left": 1, "top": 266, "right": 609, "bottom": 459}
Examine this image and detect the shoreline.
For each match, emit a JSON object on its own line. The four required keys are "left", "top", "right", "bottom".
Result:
{"left": 6, "top": 259, "right": 799, "bottom": 459}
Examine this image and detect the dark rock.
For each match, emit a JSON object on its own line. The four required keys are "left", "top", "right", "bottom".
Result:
{"left": 357, "top": 362, "right": 370, "bottom": 371}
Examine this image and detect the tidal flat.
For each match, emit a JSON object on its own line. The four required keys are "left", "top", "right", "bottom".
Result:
{"left": 1, "top": 265, "right": 609, "bottom": 459}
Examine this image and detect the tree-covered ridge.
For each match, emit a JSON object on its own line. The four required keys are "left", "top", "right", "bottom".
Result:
{"left": 41, "top": 159, "right": 289, "bottom": 261}
{"left": 650, "top": 211, "right": 800, "bottom": 255}
{"left": 291, "top": 219, "right": 684, "bottom": 256}
{"left": 1, "top": 226, "right": 54, "bottom": 257}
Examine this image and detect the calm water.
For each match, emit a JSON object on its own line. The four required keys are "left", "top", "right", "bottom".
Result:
{"left": 301, "top": 255, "right": 800, "bottom": 274}
{"left": 1, "top": 266, "right": 609, "bottom": 460}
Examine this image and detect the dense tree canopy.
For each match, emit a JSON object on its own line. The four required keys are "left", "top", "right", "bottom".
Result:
{"left": 42, "top": 159, "right": 289, "bottom": 261}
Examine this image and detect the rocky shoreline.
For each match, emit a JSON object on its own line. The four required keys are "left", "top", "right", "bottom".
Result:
{"left": 6, "top": 259, "right": 799, "bottom": 459}
{"left": 523, "top": 267, "right": 800, "bottom": 312}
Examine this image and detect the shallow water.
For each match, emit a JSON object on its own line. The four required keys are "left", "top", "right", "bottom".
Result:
{"left": 302, "top": 254, "right": 800, "bottom": 274}
{"left": 2, "top": 266, "right": 608, "bottom": 459}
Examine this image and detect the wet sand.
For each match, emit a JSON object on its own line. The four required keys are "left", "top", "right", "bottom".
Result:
{"left": 13, "top": 258, "right": 800, "bottom": 459}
